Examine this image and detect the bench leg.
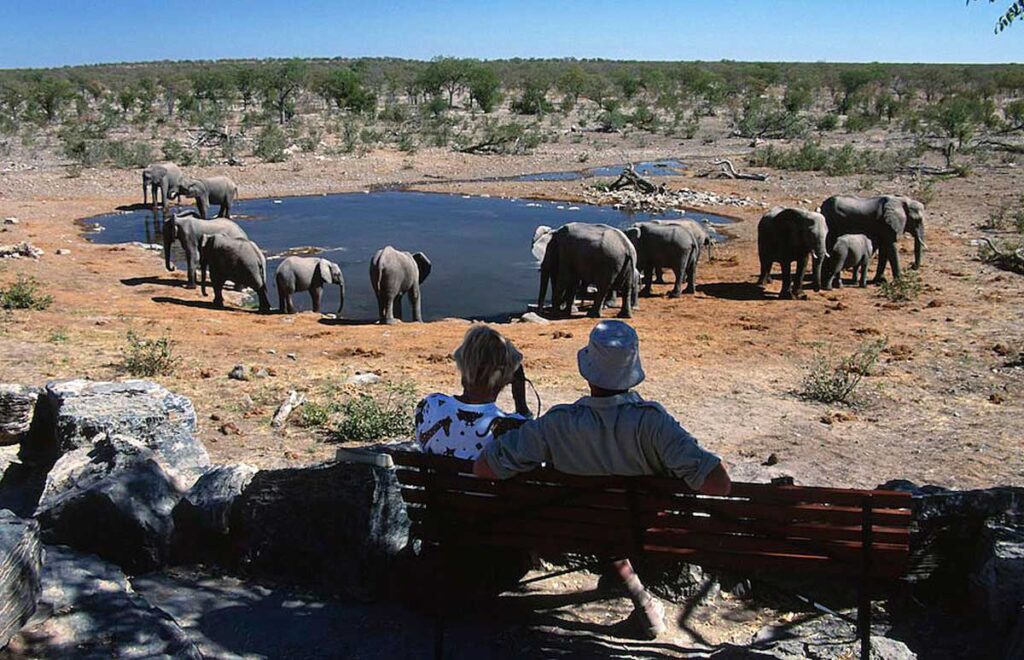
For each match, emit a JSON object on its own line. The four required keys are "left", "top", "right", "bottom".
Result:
{"left": 857, "top": 584, "right": 871, "bottom": 660}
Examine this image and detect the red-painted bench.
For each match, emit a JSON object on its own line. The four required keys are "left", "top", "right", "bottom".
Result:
{"left": 392, "top": 451, "right": 913, "bottom": 659}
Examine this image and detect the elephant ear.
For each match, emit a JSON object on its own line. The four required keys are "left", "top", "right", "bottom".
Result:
{"left": 317, "top": 259, "right": 333, "bottom": 284}
{"left": 880, "top": 197, "right": 907, "bottom": 238}
{"left": 413, "top": 252, "right": 432, "bottom": 284}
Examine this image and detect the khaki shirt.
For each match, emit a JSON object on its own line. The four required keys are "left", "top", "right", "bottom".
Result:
{"left": 481, "top": 391, "right": 721, "bottom": 490}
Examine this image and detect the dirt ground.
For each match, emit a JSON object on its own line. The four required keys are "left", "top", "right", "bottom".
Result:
{"left": 1, "top": 133, "right": 1022, "bottom": 491}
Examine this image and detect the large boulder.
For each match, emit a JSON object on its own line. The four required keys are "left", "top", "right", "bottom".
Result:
{"left": 22, "top": 379, "right": 208, "bottom": 485}
{"left": 229, "top": 459, "right": 411, "bottom": 599}
{"left": 34, "top": 435, "right": 184, "bottom": 573}
{"left": 0, "top": 511, "right": 42, "bottom": 650}
{"left": 971, "top": 512, "right": 1024, "bottom": 631}
{"left": 0, "top": 384, "right": 38, "bottom": 445}
{"left": 172, "top": 463, "right": 257, "bottom": 562}
{"left": 7, "top": 545, "right": 200, "bottom": 659}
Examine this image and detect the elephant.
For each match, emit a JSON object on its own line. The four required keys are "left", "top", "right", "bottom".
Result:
{"left": 538, "top": 223, "right": 636, "bottom": 318}
{"left": 178, "top": 176, "right": 239, "bottom": 219}
{"left": 199, "top": 234, "right": 271, "bottom": 312}
{"left": 142, "top": 162, "right": 183, "bottom": 212}
{"left": 629, "top": 219, "right": 716, "bottom": 290}
{"left": 276, "top": 256, "right": 345, "bottom": 315}
{"left": 820, "top": 195, "right": 925, "bottom": 283}
{"left": 756, "top": 207, "right": 829, "bottom": 299}
{"left": 162, "top": 211, "right": 248, "bottom": 288}
{"left": 369, "top": 246, "right": 431, "bottom": 324}
{"left": 624, "top": 221, "right": 704, "bottom": 297}
{"left": 824, "top": 234, "right": 876, "bottom": 289}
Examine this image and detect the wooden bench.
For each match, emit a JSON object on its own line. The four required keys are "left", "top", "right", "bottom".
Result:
{"left": 393, "top": 451, "right": 913, "bottom": 660}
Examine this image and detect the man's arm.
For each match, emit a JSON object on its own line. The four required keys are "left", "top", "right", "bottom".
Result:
{"left": 698, "top": 463, "right": 731, "bottom": 496}
{"left": 472, "top": 414, "right": 553, "bottom": 480}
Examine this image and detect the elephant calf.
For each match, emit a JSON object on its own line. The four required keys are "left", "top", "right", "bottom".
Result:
{"left": 199, "top": 234, "right": 271, "bottom": 313}
{"left": 276, "top": 256, "right": 345, "bottom": 314}
{"left": 757, "top": 207, "right": 829, "bottom": 299}
{"left": 370, "top": 245, "right": 431, "bottom": 324}
{"left": 825, "top": 234, "right": 875, "bottom": 289}
{"left": 179, "top": 176, "right": 238, "bottom": 219}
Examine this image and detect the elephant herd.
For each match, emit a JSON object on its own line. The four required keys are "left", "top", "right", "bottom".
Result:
{"left": 756, "top": 195, "right": 926, "bottom": 299}
{"left": 161, "top": 207, "right": 425, "bottom": 322}
{"left": 532, "top": 193, "right": 924, "bottom": 316}
{"left": 142, "top": 162, "right": 238, "bottom": 219}
{"left": 145, "top": 159, "right": 926, "bottom": 322}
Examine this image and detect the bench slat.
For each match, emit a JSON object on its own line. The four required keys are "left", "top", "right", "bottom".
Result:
{"left": 403, "top": 495, "right": 909, "bottom": 546}
{"left": 410, "top": 512, "right": 909, "bottom": 566}
{"left": 391, "top": 452, "right": 913, "bottom": 509}
{"left": 410, "top": 527, "right": 906, "bottom": 579}
{"left": 397, "top": 472, "right": 911, "bottom": 527}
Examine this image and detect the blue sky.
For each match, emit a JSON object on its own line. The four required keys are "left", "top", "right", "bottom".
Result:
{"left": 1, "top": 1, "right": 1021, "bottom": 68}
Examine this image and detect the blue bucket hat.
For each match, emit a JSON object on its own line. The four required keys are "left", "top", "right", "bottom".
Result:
{"left": 577, "top": 320, "right": 645, "bottom": 391}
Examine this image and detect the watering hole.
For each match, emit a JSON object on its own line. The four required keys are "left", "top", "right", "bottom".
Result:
{"left": 84, "top": 191, "right": 731, "bottom": 321}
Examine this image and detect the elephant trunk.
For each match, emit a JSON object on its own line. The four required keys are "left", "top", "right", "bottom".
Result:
{"left": 912, "top": 229, "right": 925, "bottom": 270}
{"left": 337, "top": 282, "right": 345, "bottom": 315}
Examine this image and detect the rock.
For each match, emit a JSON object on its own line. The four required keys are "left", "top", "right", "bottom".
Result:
{"left": 286, "top": 352, "right": 297, "bottom": 360}
{"left": 218, "top": 422, "right": 241, "bottom": 436}
{"left": 346, "top": 372, "right": 381, "bottom": 387}
{"left": 0, "top": 242, "right": 43, "bottom": 259}
{"left": 762, "top": 452, "right": 779, "bottom": 466}
{"left": 21, "top": 380, "right": 208, "bottom": 485}
{"left": 34, "top": 435, "right": 185, "bottom": 573}
{"left": 752, "top": 617, "right": 916, "bottom": 659}
{"left": 517, "top": 312, "right": 550, "bottom": 324}
{"left": 0, "top": 511, "right": 42, "bottom": 649}
{"left": 8, "top": 545, "right": 200, "bottom": 659}
{"left": 972, "top": 512, "right": 1024, "bottom": 630}
{"left": 0, "top": 384, "right": 37, "bottom": 445}
{"left": 1006, "top": 607, "right": 1024, "bottom": 660}
{"left": 172, "top": 464, "right": 257, "bottom": 562}
{"left": 253, "top": 367, "right": 270, "bottom": 379}
{"left": 54, "top": 249, "right": 71, "bottom": 256}
{"left": 0, "top": 445, "right": 19, "bottom": 481}
{"left": 2, "top": 217, "right": 18, "bottom": 225}
{"left": 229, "top": 460, "right": 411, "bottom": 599}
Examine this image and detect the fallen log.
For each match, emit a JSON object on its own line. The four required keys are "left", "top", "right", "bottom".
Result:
{"left": 271, "top": 390, "right": 306, "bottom": 429}
{"left": 696, "top": 159, "right": 768, "bottom": 181}
{"left": 608, "top": 164, "right": 659, "bottom": 194}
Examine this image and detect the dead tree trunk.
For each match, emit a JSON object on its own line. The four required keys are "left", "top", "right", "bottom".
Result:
{"left": 608, "top": 164, "right": 658, "bottom": 193}
{"left": 696, "top": 159, "right": 768, "bottom": 181}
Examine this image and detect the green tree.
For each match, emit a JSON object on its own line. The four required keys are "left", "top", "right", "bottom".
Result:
{"left": 314, "top": 67, "right": 376, "bottom": 113}
{"left": 29, "top": 75, "right": 75, "bottom": 123}
{"left": 924, "top": 94, "right": 992, "bottom": 148}
{"left": 419, "top": 57, "right": 469, "bottom": 108}
{"left": 467, "top": 64, "right": 501, "bottom": 112}
{"left": 259, "top": 59, "right": 308, "bottom": 124}
{"left": 557, "top": 65, "right": 588, "bottom": 106}
{"left": 511, "top": 79, "right": 551, "bottom": 116}
{"left": 969, "top": 0, "right": 1024, "bottom": 32}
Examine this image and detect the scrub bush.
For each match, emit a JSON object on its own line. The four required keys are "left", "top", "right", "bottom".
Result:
{"left": 0, "top": 276, "right": 53, "bottom": 311}
{"left": 332, "top": 381, "right": 415, "bottom": 441}
{"left": 801, "top": 340, "right": 885, "bottom": 404}
{"left": 121, "top": 330, "right": 179, "bottom": 377}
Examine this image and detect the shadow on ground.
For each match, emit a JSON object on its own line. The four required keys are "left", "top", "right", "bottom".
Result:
{"left": 697, "top": 282, "right": 767, "bottom": 301}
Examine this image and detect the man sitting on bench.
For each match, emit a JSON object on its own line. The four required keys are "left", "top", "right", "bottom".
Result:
{"left": 473, "top": 319, "right": 732, "bottom": 638}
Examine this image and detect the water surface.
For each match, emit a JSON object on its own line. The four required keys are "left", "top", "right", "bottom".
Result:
{"left": 84, "top": 191, "right": 730, "bottom": 321}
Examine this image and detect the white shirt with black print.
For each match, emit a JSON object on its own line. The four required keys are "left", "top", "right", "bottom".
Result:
{"left": 414, "top": 393, "right": 526, "bottom": 459}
